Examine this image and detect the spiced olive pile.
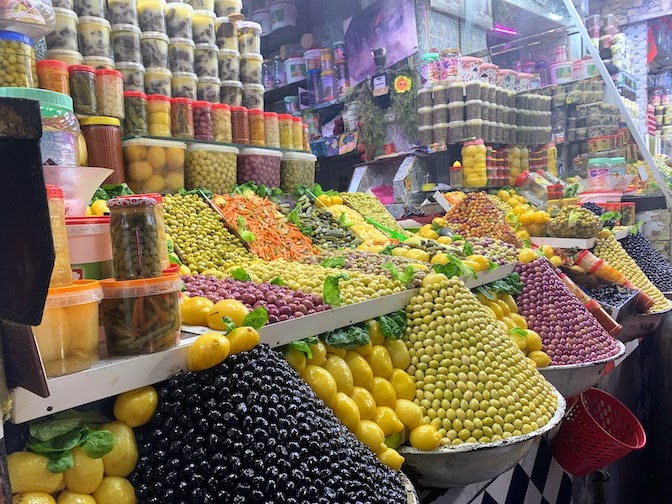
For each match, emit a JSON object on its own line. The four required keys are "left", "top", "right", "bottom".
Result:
{"left": 582, "top": 202, "right": 615, "bottom": 228}
{"left": 620, "top": 232, "right": 672, "bottom": 292}
{"left": 548, "top": 206, "right": 602, "bottom": 239}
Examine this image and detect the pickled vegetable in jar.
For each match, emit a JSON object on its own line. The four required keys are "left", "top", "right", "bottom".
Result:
{"left": 171, "top": 97, "right": 194, "bottom": 139}
{"left": 138, "top": 0, "right": 167, "bottom": 32}
{"left": 145, "top": 66, "right": 172, "bottom": 96}
{"left": 212, "top": 103, "right": 232, "bottom": 142}
{"left": 237, "top": 21, "right": 261, "bottom": 55}
{"left": 47, "top": 8, "right": 79, "bottom": 51}
{"left": 37, "top": 59, "right": 70, "bottom": 94}
{"left": 69, "top": 64, "right": 97, "bottom": 115}
{"left": 83, "top": 56, "right": 115, "bottom": 70}
{"left": 197, "top": 76, "right": 220, "bottom": 102}
{"left": 147, "top": 94, "right": 171, "bottom": 136}
{"left": 242, "top": 83, "right": 264, "bottom": 110}
{"left": 168, "top": 37, "right": 195, "bottom": 73}
{"left": 143, "top": 193, "right": 170, "bottom": 271}
{"left": 292, "top": 116, "right": 303, "bottom": 150}
{"left": 111, "top": 23, "right": 142, "bottom": 64}
{"left": 46, "top": 48, "right": 84, "bottom": 67}
{"left": 116, "top": 62, "right": 145, "bottom": 93}
{"left": 303, "top": 123, "right": 310, "bottom": 152}
{"left": 193, "top": 9, "right": 216, "bottom": 45}
{"left": 165, "top": 2, "right": 194, "bottom": 39}
{"left": 248, "top": 109, "right": 265, "bottom": 146}
{"left": 264, "top": 112, "right": 279, "bottom": 148}
{"left": 280, "top": 152, "right": 317, "bottom": 192}
{"left": 46, "top": 185, "right": 73, "bottom": 288}
{"left": 186, "top": 143, "right": 239, "bottom": 194}
{"left": 218, "top": 48, "right": 240, "bottom": 81}
{"left": 231, "top": 106, "right": 249, "bottom": 144}
{"left": 193, "top": 100, "right": 214, "bottom": 141}
{"left": 95, "top": 69, "right": 125, "bottom": 119}
{"left": 74, "top": 0, "right": 106, "bottom": 16}
{"left": 220, "top": 79, "right": 243, "bottom": 106}
{"left": 240, "top": 53, "right": 262, "bottom": 84}
{"left": 79, "top": 116, "right": 125, "bottom": 184}
{"left": 278, "top": 113, "right": 292, "bottom": 149}
{"left": 108, "top": 0, "right": 139, "bottom": 25}
{"left": 215, "top": 0, "right": 242, "bottom": 18}
{"left": 171, "top": 71, "right": 197, "bottom": 99}
{"left": 237, "top": 147, "right": 281, "bottom": 187}
{"left": 123, "top": 91, "right": 149, "bottom": 136}
{"left": 194, "top": 43, "right": 219, "bottom": 77}
{"left": 0, "top": 31, "right": 38, "bottom": 88}
{"left": 108, "top": 195, "right": 164, "bottom": 280}
{"left": 215, "top": 16, "right": 238, "bottom": 51}
{"left": 141, "top": 31, "right": 169, "bottom": 69}
{"left": 77, "top": 16, "right": 112, "bottom": 58}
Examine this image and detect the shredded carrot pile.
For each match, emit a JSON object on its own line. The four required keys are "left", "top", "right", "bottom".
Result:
{"left": 214, "top": 192, "right": 317, "bottom": 261}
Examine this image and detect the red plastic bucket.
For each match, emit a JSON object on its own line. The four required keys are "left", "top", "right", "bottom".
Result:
{"left": 552, "top": 388, "right": 646, "bottom": 476}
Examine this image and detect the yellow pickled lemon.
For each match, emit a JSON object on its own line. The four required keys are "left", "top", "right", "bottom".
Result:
{"left": 316, "top": 194, "right": 332, "bottom": 208}
{"left": 409, "top": 425, "right": 442, "bottom": 451}
{"left": 284, "top": 347, "right": 306, "bottom": 373}
{"left": 350, "top": 386, "right": 377, "bottom": 420}
{"left": 597, "top": 229, "right": 612, "bottom": 239}
{"left": 518, "top": 248, "right": 538, "bottom": 264}
{"left": 8, "top": 452, "right": 63, "bottom": 493}
{"left": 368, "top": 320, "right": 384, "bottom": 346}
{"left": 541, "top": 245, "right": 555, "bottom": 258}
{"left": 496, "top": 299, "right": 511, "bottom": 316}
{"left": 301, "top": 365, "right": 337, "bottom": 406}
{"left": 516, "top": 229, "right": 531, "bottom": 241}
{"left": 467, "top": 254, "right": 490, "bottom": 271}
{"left": 550, "top": 255, "right": 563, "bottom": 267}
{"left": 509, "top": 332, "right": 528, "bottom": 351}
{"left": 357, "top": 420, "right": 386, "bottom": 452}
{"left": 509, "top": 313, "right": 528, "bottom": 329}
{"left": 90, "top": 199, "right": 109, "bottom": 216}
{"left": 330, "top": 195, "right": 344, "bottom": 205}
{"left": 124, "top": 145, "right": 146, "bottom": 162}
{"left": 207, "top": 299, "right": 249, "bottom": 330}
{"left": 64, "top": 447, "right": 103, "bottom": 494}
{"left": 526, "top": 330, "right": 543, "bottom": 352}
{"left": 512, "top": 204, "right": 527, "bottom": 216}
{"left": 178, "top": 264, "right": 191, "bottom": 276}
{"left": 166, "top": 147, "right": 185, "bottom": 171}
{"left": 528, "top": 350, "right": 551, "bottom": 368}
{"left": 422, "top": 230, "right": 439, "bottom": 240}
{"left": 92, "top": 477, "right": 137, "bottom": 504}
{"left": 353, "top": 339, "right": 372, "bottom": 356}
{"left": 527, "top": 357, "right": 538, "bottom": 368}
{"left": 384, "top": 339, "right": 411, "bottom": 371}
{"left": 484, "top": 300, "right": 503, "bottom": 319}
{"left": 146, "top": 146, "right": 166, "bottom": 170}
{"left": 323, "top": 355, "right": 354, "bottom": 395}
{"left": 373, "top": 406, "right": 404, "bottom": 436}
{"left": 188, "top": 332, "right": 230, "bottom": 371}
{"left": 436, "top": 236, "right": 452, "bottom": 245}
{"left": 430, "top": 253, "right": 450, "bottom": 266}
{"left": 306, "top": 340, "right": 328, "bottom": 366}
{"left": 497, "top": 190, "right": 510, "bottom": 201}
{"left": 101, "top": 422, "right": 138, "bottom": 478}
{"left": 391, "top": 247, "right": 407, "bottom": 257}
{"left": 324, "top": 342, "right": 347, "bottom": 358}
{"left": 518, "top": 211, "right": 536, "bottom": 226}
{"left": 126, "top": 161, "right": 153, "bottom": 182}
{"left": 57, "top": 492, "right": 97, "bottom": 504}
{"left": 405, "top": 249, "right": 430, "bottom": 262}
{"left": 462, "top": 260, "right": 482, "bottom": 272}
{"left": 227, "top": 326, "right": 260, "bottom": 355}
{"left": 13, "top": 493, "right": 56, "bottom": 504}
{"left": 535, "top": 211, "right": 551, "bottom": 224}
{"left": 165, "top": 171, "right": 184, "bottom": 192}
{"left": 388, "top": 369, "right": 415, "bottom": 401}
{"left": 370, "top": 377, "right": 396, "bottom": 408}
{"left": 331, "top": 392, "right": 361, "bottom": 432}
{"left": 499, "top": 293, "right": 518, "bottom": 314}
{"left": 501, "top": 317, "right": 517, "bottom": 331}
{"left": 181, "top": 296, "right": 215, "bottom": 326}
{"left": 85, "top": 206, "right": 92, "bottom": 216}
{"left": 366, "top": 345, "right": 393, "bottom": 378}
{"left": 394, "top": 399, "right": 424, "bottom": 429}
{"left": 143, "top": 174, "right": 165, "bottom": 193}
{"left": 377, "top": 448, "right": 405, "bottom": 471}
{"left": 113, "top": 386, "right": 158, "bottom": 428}
{"left": 344, "top": 352, "right": 374, "bottom": 389}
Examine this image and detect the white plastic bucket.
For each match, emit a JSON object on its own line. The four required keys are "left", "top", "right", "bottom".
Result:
{"left": 285, "top": 56, "right": 306, "bottom": 83}
{"left": 252, "top": 9, "right": 272, "bottom": 34}
{"left": 270, "top": 0, "right": 297, "bottom": 31}
{"left": 66, "top": 216, "right": 114, "bottom": 280}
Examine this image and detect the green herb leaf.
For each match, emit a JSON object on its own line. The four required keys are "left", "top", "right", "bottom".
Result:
{"left": 324, "top": 325, "right": 370, "bottom": 349}
{"left": 378, "top": 311, "right": 407, "bottom": 339}
{"left": 509, "top": 328, "right": 528, "bottom": 337}
{"left": 463, "top": 242, "right": 474, "bottom": 256}
{"left": 237, "top": 217, "right": 256, "bottom": 244}
{"left": 630, "top": 221, "right": 644, "bottom": 234}
{"left": 230, "top": 268, "right": 251, "bottom": 282}
{"left": 220, "top": 317, "right": 237, "bottom": 333}
{"left": 288, "top": 204, "right": 301, "bottom": 226}
{"left": 339, "top": 212, "right": 353, "bottom": 228}
{"left": 488, "top": 260, "right": 499, "bottom": 270}
{"left": 379, "top": 245, "right": 396, "bottom": 256}
{"left": 600, "top": 211, "right": 622, "bottom": 222}
{"left": 382, "top": 263, "right": 416, "bottom": 287}
{"left": 243, "top": 307, "right": 269, "bottom": 329}
{"left": 27, "top": 431, "right": 83, "bottom": 454}
{"left": 81, "top": 429, "right": 115, "bottom": 459}
{"left": 270, "top": 277, "right": 285, "bottom": 286}
{"left": 47, "top": 450, "right": 75, "bottom": 473}
{"left": 522, "top": 239, "right": 531, "bottom": 248}
{"left": 320, "top": 257, "right": 346, "bottom": 268}
{"left": 313, "top": 184, "right": 324, "bottom": 197}
{"left": 29, "top": 411, "right": 108, "bottom": 442}
{"left": 323, "top": 274, "right": 349, "bottom": 307}
{"left": 287, "top": 336, "right": 318, "bottom": 358}
{"left": 476, "top": 286, "right": 497, "bottom": 300}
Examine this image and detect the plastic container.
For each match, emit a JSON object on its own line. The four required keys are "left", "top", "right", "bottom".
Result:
{"left": 172, "top": 71, "right": 197, "bottom": 99}
{"left": 431, "top": 104, "right": 448, "bottom": 125}
{"left": 46, "top": 185, "right": 74, "bottom": 288}
{"left": 220, "top": 79, "right": 242, "bottom": 106}
{"left": 66, "top": 216, "right": 113, "bottom": 280}
{"left": 284, "top": 56, "right": 306, "bottom": 84}
{"left": 552, "top": 388, "right": 646, "bottom": 477}
{"left": 432, "top": 122, "right": 448, "bottom": 143}
{"left": 230, "top": 105, "right": 249, "bottom": 144}
{"left": 101, "top": 274, "right": 182, "bottom": 356}
{"left": 419, "top": 125, "right": 432, "bottom": 146}
{"left": 278, "top": 113, "right": 292, "bottom": 149}
{"left": 69, "top": 64, "right": 97, "bottom": 115}
{"left": 122, "top": 137, "right": 186, "bottom": 193}
{"left": 252, "top": 9, "right": 271, "bottom": 34}
{"left": 459, "top": 56, "right": 483, "bottom": 82}
{"left": 242, "top": 83, "right": 264, "bottom": 110}
{"left": 238, "top": 147, "right": 281, "bottom": 186}
{"left": 218, "top": 48, "right": 240, "bottom": 80}
{"left": 95, "top": 69, "right": 125, "bottom": 119}
{"left": 245, "top": 108, "right": 264, "bottom": 146}
{"left": 168, "top": 37, "right": 195, "bottom": 73}
{"left": 138, "top": 0, "right": 166, "bottom": 32}
{"left": 142, "top": 31, "right": 169, "bottom": 68}
{"left": 215, "top": 16, "right": 238, "bottom": 50}
{"left": 304, "top": 48, "right": 321, "bottom": 72}
{"left": 419, "top": 52, "right": 439, "bottom": 88}
{"left": 193, "top": 10, "right": 216, "bottom": 44}
{"left": 280, "top": 151, "right": 316, "bottom": 192}
{"left": 170, "top": 97, "right": 194, "bottom": 138}
{"left": 80, "top": 116, "right": 125, "bottom": 184}
{"left": 146, "top": 93, "right": 171, "bottom": 136}
{"left": 123, "top": 91, "right": 149, "bottom": 136}
{"left": 264, "top": 111, "right": 279, "bottom": 148}
{"left": 33, "top": 279, "right": 103, "bottom": 377}
{"left": 143, "top": 193, "right": 170, "bottom": 271}
{"left": 549, "top": 62, "right": 572, "bottom": 84}
{"left": 77, "top": 16, "right": 110, "bottom": 57}
{"left": 270, "top": 0, "right": 297, "bottom": 30}
{"left": 188, "top": 0, "right": 215, "bottom": 9}
{"left": 215, "top": 0, "right": 243, "bottom": 17}
{"left": 620, "top": 202, "right": 636, "bottom": 226}
{"left": 192, "top": 100, "right": 213, "bottom": 140}
{"left": 0, "top": 31, "right": 37, "bottom": 88}
{"left": 292, "top": 116, "right": 303, "bottom": 150}
{"left": 111, "top": 24, "right": 141, "bottom": 64}
{"left": 165, "top": 2, "right": 194, "bottom": 39}
{"left": 46, "top": 48, "right": 84, "bottom": 66}
{"left": 144, "top": 66, "right": 172, "bottom": 96}
{"left": 194, "top": 43, "right": 219, "bottom": 79}
{"left": 37, "top": 59, "right": 70, "bottom": 94}
{"left": 448, "top": 102, "right": 464, "bottom": 122}
{"left": 47, "top": 8, "right": 79, "bottom": 52}
{"left": 116, "top": 62, "right": 145, "bottom": 93}
{"left": 319, "top": 70, "right": 335, "bottom": 102}
{"left": 212, "top": 103, "right": 232, "bottom": 142}
{"left": 108, "top": 0, "right": 139, "bottom": 25}
{"left": 465, "top": 119, "right": 482, "bottom": 139}
{"left": 186, "top": 143, "right": 239, "bottom": 193}
{"left": 197, "top": 76, "right": 221, "bottom": 102}
{"left": 74, "top": 0, "right": 105, "bottom": 16}
{"left": 238, "top": 21, "right": 262, "bottom": 55}
{"left": 84, "top": 55, "right": 115, "bottom": 70}
{"left": 241, "top": 52, "right": 263, "bottom": 84}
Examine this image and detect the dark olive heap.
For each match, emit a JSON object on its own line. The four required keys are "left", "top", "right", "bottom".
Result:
{"left": 587, "top": 284, "right": 638, "bottom": 308}
{"left": 620, "top": 232, "right": 672, "bottom": 292}
{"left": 581, "top": 202, "right": 615, "bottom": 228}
{"left": 130, "top": 345, "right": 407, "bottom": 504}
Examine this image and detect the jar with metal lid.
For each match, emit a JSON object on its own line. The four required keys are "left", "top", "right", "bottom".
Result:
{"left": 138, "top": 0, "right": 167, "bottom": 32}
{"left": 292, "top": 116, "right": 303, "bottom": 150}
{"left": 264, "top": 112, "right": 279, "bottom": 148}
{"left": 171, "top": 97, "right": 194, "bottom": 138}
{"left": 165, "top": 2, "right": 194, "bottom": 39}
{"left": 278, "top": 113, "right": 292, "bottom": 149}
{"left": 231, "top": 106, "right": 249, "bottom": 144}
{"left": 123, "top": 91, "right": 149, "bottom": 136}
{"left": 95, "top": 69, "right": 125, "bottom": 119}
{"left": 319, "top": 70, "right": 335, "bottom": 102}
{"left": 46, "top": 185, "right": 73, "bottom": 288}
{"left": 248, "top": 109, "right": 265, "bottom": 146}
{"left": 193, "top": 100, "right": 214, "bottom": 140}
{"left": 197, "top": 76, "right": 221, "bottom": 102}
{"left": 108, "top": 195, "right": 163, "bottom": 281}
{"left": 69, "top": 64, "right": 97, "bottom": 115}
{"left": 108, "top": 0, "right": 139, "bottom": 25}
{"left": 193, "top": 10, "right": 216, "bottom": 45}
{"left": 80, "top": 116, "right": 125, "bottom": 184}
{"left": 0, "top": 31, "right": 38, "bottom": 88}
{"left": 37, "top": 59, "right": 70, "bottom": 94}
{"left": 146, "top": 94, "right": 171, "bottom": 136}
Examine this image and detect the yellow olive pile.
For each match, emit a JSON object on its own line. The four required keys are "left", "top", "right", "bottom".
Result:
{"left": 340, "top": 192, "right": 408, "bottom": 234}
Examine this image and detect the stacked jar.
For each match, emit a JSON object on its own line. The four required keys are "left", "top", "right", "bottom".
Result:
{"left": 96, "top": 69, "right": 125, "bottom": 119}
{"left": 69, "top": 64, "right": 97, "bottom": 115}
{"left": 80, "top": 117, "right": 125, "bottom": 184}
{"left": 462, "top": 139, "right": 487, "bottom": 188}
{"left": 194, "top": 8, "right": 221, "bottom": 101}
{"left": 0, "top": 31, "right": 38, "bottom": 88}
{"left": 212, "top": 103, "right": 232, "bottom": 142}
{"left": 37, "top": 60, "right": 70, "bottom": 94}
{"left": 78, "top": 15, "right": 112, "bottom": 68}
{"left": 193, "top": 100, "right": 214, "bottom": 140}
{"left": 171, "top": 97, "right": 194, "bottom": 138}
{"left": 238, "top": 21, "right": 264, "bottom": 110}
{"left": 147, "top": 93, "right": 172, "bottom": 136}
{"left": 123, "top": 91, "right": 149, "bottom": 136}
{"left": 46, "top": 8, "right": 82, "bottom": 69}
{"left": 109, "top": 0, "right": 144, "bottom": 93}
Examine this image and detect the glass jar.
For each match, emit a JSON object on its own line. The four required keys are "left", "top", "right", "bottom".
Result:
{"left": 186, "top": 143, "right": 239, "bottom": 194}
{"left": 111, "top": 24, "right": 142, "bottom": 64}
{"left": 303, "top": 124, "right": 310, "bottom": 152}
{"left": 0, "top": 31, "right": 37, "bottom": 88}
{"left": 215, "top": 16, "right": 238, "bottom": 50}
{"left": 263, "top": 58, "right": 274, "bottom": 90}
{"left": 37, "top": 59, "right": 70, "bottom": 94}
{"left": 168, "top": 37, "right": 195, "bottom": 73}
{"left": 231, "top": 106, "right": 249, "bottom": 144}
{"left": 278, "top": 113, "right": 292, "bottom": 149}
{"left": 138, "top": 0, "right": 167, "bottom": 32}
{"left": 193, "top": 9, "right": 216, "bottom": 45}
{"left": 215, "top": 0, "right": 242, "bottom": 17}
{"left": 144, "top": 66, "right": 172, "bottom": 96}
{"left": 193, "top": 100, "right": 214, "bottom": 141}
{"left": 197, "top": 76, "right": 221, "bottom": 102}
{"left": 96, "top": 69, "right": 125, "bottom": 119}
{"left": 212, "top": 103, "right": 232, "bottom": 142}
{"left": 238, "top": 21, "right": 262, "bottom": 55}
{"left": 47, "top": 8, "right": 79, "bottom": 51}
{"left": 273, "top": 56, "right": 287, "bottom": 88}
{"left": 69, "top": 64, "right": 97, "bottom": 115}
{"left": 165, "top": 2, "right": 194, "bottom": 39}
{"left": 147, "top": 94, "right": 172, "bottom": 136}
{"left": 172, "top": 71, "right": 197, "bottom": 99}
{"left": 319, "top": 70, "right": 335, "bottom": 102}
{"left": 141, "top": 31, "right": 170, "bottom": 69}
{"left": 108, "top": 0, "right": 139, "bottom": 25}
{"left": 171, "top": 97, "right": 194, "bottom": 139}
{"left": 461, "top": 139, "right": 487, "bottom": 188}
{"left": 108, "top": 195, "right": 163, "bottom": 280}
{"left": 123, "top": 91, "right": 149, "bottom": 136}
{"left": 218, "top": 48, "right": 241, "bottom": 81}
{"left": 248, "top": 109, "right": 265, "bottom": 146}
{"left": 78, "top": 16, "right": 111, "bottom": 58}
{"left": 195, "top": 43, "right": 219, "bottom": 77}
{"left": 320, "top": 47, "right": 333, "bottom": 73}
{"left": 144, "top": 193, "right": 170, "bottom": 270}
{"left": 117, "top": 62, "right": 146, "bottom": 93}
{"left": 241, "top": 53, "right": 263, "bottom": 84}
{"left": 292, "top": 117, "right": 303, "bottom": 150}
{"left": 264, "top": 112, "right": 279, "bottom": 148}
{"left": 46, "top": 185, "right": 73, "bottom": 288}
{"left": 220, "top": 79, "right": 242, "bottom": 106}
{"left": 80, "top": 116, "right": 125, "bottom": 184}
{"left": 242, "top": 83, "right": 264, "bottom": 110}
{"left": 122, "top": 138, "right": 187, "bottom": 193}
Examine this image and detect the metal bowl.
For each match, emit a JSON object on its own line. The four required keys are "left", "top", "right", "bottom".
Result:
{"left": 538, "top": 341, "right": 626, "bottom": 398}
{"left": 664, "top": 292, "right": 672, "bottom": 300}
{"left": 400, "top": 472, "right": 419, "bottom": 503}
{"left": 616, "top": 307, "right": 671, "bottom": 342}
{"left": 399, "top": 390, "right": 566, "bottom": 487}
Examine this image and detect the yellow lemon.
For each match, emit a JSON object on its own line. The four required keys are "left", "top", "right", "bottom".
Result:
{"left": 113, "top": 386, "right": 158, "bottom": 428}
{"left": 283, "top": 347, "right": 306, "bottom": 373}
{"left": 56, "top": 492, "right": 96, "bottom": 504}
{"left": 528, "top": 350, "right": 551, "bottom": 368}
{"left": 331, "top": 392, "right": 361, "bottom": 432}
{"left": 499, "top": 293, "right": 518, "bottom": 314}
{"left": 550, "top": 255, "right": 563, "bottom": 267}
{"left": 366, "top": 345, "right": 393, "bottom": 378}
{"left": 188, "top": 332, "right": 231, "bottom": 371}
{"left": 126, "top": 161, "right": 153, "bottom": 182}
{"left": 330, "top": 195, "right": 344, "bottom": 205}
{"left": 92, "top": 477, "right": 137, "bottom": 504}
{"left": 207, "top": 299, "right": 249, "bottom": 329}
{"left": 370, "top": 377, "right": 396, "bottom": 408}
{"left": 226, "top": 326, "right": 260, "bottom": 355}
{"left": 324, "top": 342, "right": 347, "bottom": 358}
{"left": 165, "top": 147, "right": 185, "bottom": 171}
{"left": 316, "top": 194, "right": 332, "bottom": 208}
{"left": 394, "top": 399, "right": 425, "bottom": 429}
{"left": 357, "top": 420, "right": 385, "bottom": 452}
{"left": 180, "top": 296, "right": 214, "bottom": 326}
{"left": 323, "top": 355, "right": 354, "bottom": 395}
{"left": 518, "top": 248, "right": 538, "bottom": 264}
{"left": 527, "top": 357, "right": 538, "bottom": 368}
{"left": 101, "top": 422, "right": 138, "bottom": 478}
{"left": 90, "top": 199, "right": 109, "bottom": 216}
{"left": 388, "top": 369, "right": 415, "bottom": 401}
{"left": 344, "top": 352, "right": 374, "bottom": 390}
{"left": 350, "top": 386, "right": 377, "bottom": 420}
{"left": 8, "top": 452, "right": 63, "bottom": 494}
{"left": 64, "top": 447, "right": 104, "bottom": 494}
{"left": 14, "top": 493, "right": 57, "bottom": 504}
{"left": 384, "top": 339, "right": 411, "bottom": 370}
{"left": 496, "top": 299, "right": 511, "bottom": 316}
{"left": 143, "top": 174, "right": 165, "bottom": 193}
{"left": 352, "top": 339, "right": 372, "bottom": 356}
{"left": 497, "top": 190, "right": 510, "bottom": 201}
{"left": 526, "top": 331, "right": 544, "bottom": 352}
{"left": 409, "top": 425, "right": 442, "bottom": 451}
{"left": 510, "top": 313, "right": 528, "bottom": 329}
{"left": 377, "top": 448, "right": 405, "bottom": 471}
{"left": 467, "top": 254, "right": 490, "bottom": 271}
{"left": 301, "top": 365, "right": 337, "bottom": 406}
{"left": 430, "top": 253, "right": 450, "bottom": 266}
{"left": 368, "top": 320, "right": 385, "bottom": 346}
{"left": 124, "top": 145, "right": 146, "bottom": 162}
{"left": 146, "top": 146, "right": 166, "bottom": 170}
{"left": 462, "top": 260, "right": 482, "bottom": 272}
{"left": 540, "top": 245, "right": 555, "bottom": 258}
{"left": 306, "top": 340, "right": 328, "bottom": 366}
{"left": 373, "top": 406, "right": 404, "bottom": 436}
{"left": 436, "top": 236, "right": 452, "bottom": 245}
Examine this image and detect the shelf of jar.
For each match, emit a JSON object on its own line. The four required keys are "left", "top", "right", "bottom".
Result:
{"left": 121, "top": 135, "right": 308, "bottom": 154}
{"left": 264, "top": 79, "right": 306, "bottom": 105}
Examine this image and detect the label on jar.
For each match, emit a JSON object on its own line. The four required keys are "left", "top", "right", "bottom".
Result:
{"left": 286, "top": 60, "right": 306, "bottom": 79}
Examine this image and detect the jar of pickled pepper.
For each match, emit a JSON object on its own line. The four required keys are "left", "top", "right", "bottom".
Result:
{"left": 171, "top": 97, "right": 194, "bottom": 139}
{"left": 95, "top": 69, "right": 125, "bottom": 119}
{"left": 292, "top": 116, "right": 303, "bottom": 150}
{"left": 231, "top": 106, "right": 249, "bottom": 144}
{"left": 248, "top": 109, "right": 265, "bottom": 146}
{"left": 123, "top": 91, "right": 148, "bottom": 137}
{"left": 37, "top": 59, "right": 70, "bottom": 94}
{"left": 278, "top": 113, "right": 292, "bottom": 149}
{"left": 69, "top": 64, "right": 97, "bottom": 115}
{"left": 46, "top": 185, "right": 73, "bottom": 288}
{"left": 193, "top": 100, "right": 214, "bottom": 141}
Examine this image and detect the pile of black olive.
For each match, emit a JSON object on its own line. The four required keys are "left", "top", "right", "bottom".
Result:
{"left": 582, "top": 202, "right": 615, "bottom": 228}
{"left": 587, "top": 284, "right": 638, "bottom": 307}
{"left": 620, "top": 232, "right": 672, "bottom": 292}
{"left": 130, "top": 344, "right": 407, "bottom": 504}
